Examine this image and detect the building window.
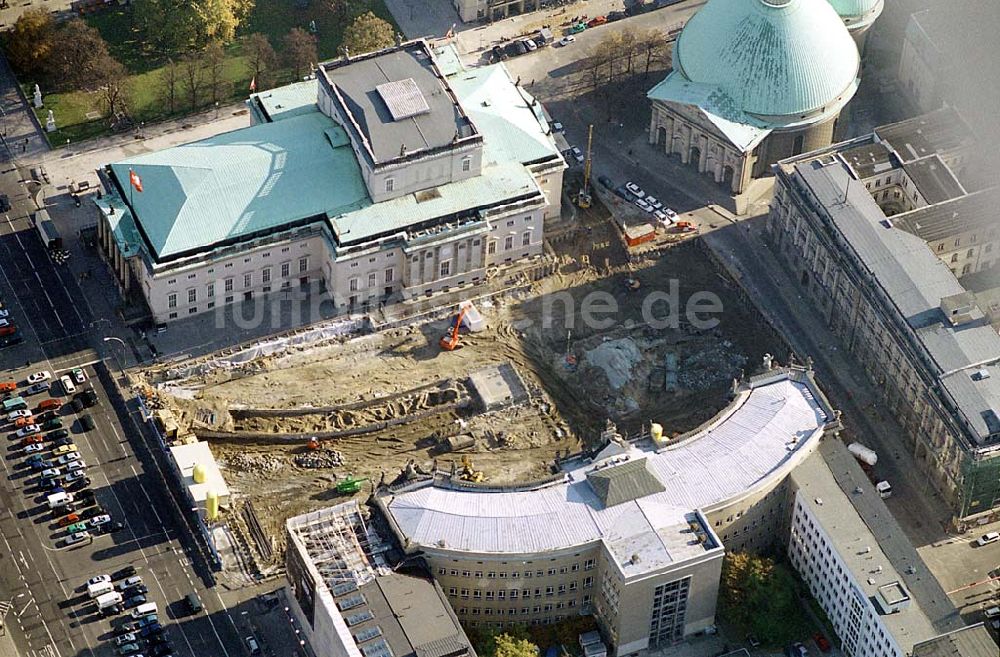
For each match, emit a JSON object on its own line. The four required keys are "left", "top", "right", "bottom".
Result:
{"left": 951, "top": 253, "right": 959, "bottom": 263}
{"left": 244, "top": 273, "right": 252, "bottom": 288}
{"left": 167, "top": 293, "right": 177, "bottom": 309}
{"left": 368, "top": 272, "right": 377, "bottom": 288}
{"left": 187, "top": 289, "right": 196, "bottom": 304}
{"left": 385, "top": 178, "right": 395, "bottom": 192}
{"left": 967, "top": 249, "right": 974, "bottom": 258}
{"left": 487, "top": 241, "right": 497, "bottom": 255}
{"left": 462, "top": 158, "right": 471, "bottom": 172}
{"left": 440, "top": 260, "right": 451, "bottom": 277}
{"left": 207, "top": 283, "right": 214, "bottom": 298}
{"left": 187, "top": 273, "right": 196, "bottom": 280}
{"left": 385, "top": 268, "right": 394, "bottom": 283}
{"left": 504, "top": 236, "right": 513, "bottom": 251}
{"left": 167, "top": 279, "right": 176, "bottom": 285}
{"left": 168, "top": 312, "right": 177, "bottom": 319}
{"left": 262, "top": 267, "right": 271, "bottom": 284}
{"left": 522, "top": 231, "right": 531, "bottom": 247}
{"left": 281, "top": 262, "right": 290, "bottom": 278}
{"left": 225, "top": 263, "right": 233, "bottom": 268}
{"left": 224, "top": 278, "right": 234, "bottom": 293}
{"left": 299, "top": 257, "right": 308, "bottom": 273}
{"left": 349, "top": 278, "right": 359, "bottom": 292}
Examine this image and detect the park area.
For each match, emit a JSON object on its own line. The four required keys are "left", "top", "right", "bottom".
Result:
{"left": 13, "top": 0, "right": 398, "bottom": 144}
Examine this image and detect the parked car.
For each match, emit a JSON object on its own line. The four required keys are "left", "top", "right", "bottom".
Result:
{"left": 71, "top": 369, "right": 86, "bottom": 384}
{"left": 124, "top": 584, "right": 148, "bottom": 596}
{"left": 558, "top": 35, "right": 576, "bottom": 46}
{"left": 644, "top": 195, "right": 664, "bottom": 211}
{"left": 16, "top": 424, "right": 41, "bottom": 438}
{"left": 66, "top": 474, "right": 91, "bottom": 490}
{"left": 65, "top": 460, "right": 85, "bottom": 472}
{"left": 112, "top": 565, "right": 137, "bottom": 580}
{"left": 813, "top": 633, "right": 831, "bottom": 653}
{"left": 71, "top": 398, "right": 85, "bottom": 413}
{"left": 8, "top": 409, "right": 32, "bottom": 420}
{"left": 60, "top": 376, "right": 76, "bottom": 395}
{"left": 27, "top": 371, "right": 51, "bottom": 385}
{"left": 38, "top": 477, "right": 63, "bottom": 491}
{"left": 29, "top": 458, "right": 53, "bottom": 470}
{"left": 56, "top": 452, "right": 80, "bottom": 465}
{"left": 39, "top": 467, "right": 62, "bottom": 479}
{"left": 53, "top": 435, "right": 74, "bottom": 447}
{"left": 37, "top": 398, "right": 61, "bottom": 411}
{"left": 625, "top": 181, "right": 645, "bottom": 198}
{"left": 975, "top": 531, "right": 999, "bottom": 546}
{"left": 91, "top": 514, "right": 113, "bottom": 529}
{"left": 87, "top": 574, "right": 111, "bottom": 587}
{"left": 115, "top": 633, "right": 137, "bottom": 647}
{"left": 124, "top": 594, "right": 147, "bottom": 609}
{"left": 23, "top": 442, "right": 45, "bottom": 453}
{"left": 586, "top": 15, "right": 607, "bottom": 27}
{"left": 65, "top": 521, "right": 88, "bottom": 533}
{"left": 63, "top": 531, "right": 90, "bottom": 546}
{"left": 58, "top": 513, "right": 80, "bottom": 527}
{"left": 569, "top": 146, "right": 584, "bottom": 164}
{"left": 80, "top": 415, "right": 95, "bottom": 431}
{"left": 25, "top": 382, "right": 51, "bottom": 395}
{"left": 551, "top": 121, "right": 564, "bottom": 133}
{"left": 597, "top": 175, "right": 614, "bottom": 190}
{"left": 41, "top": 418, "right": 63, "bottom": 430}
{"left": 53, "top": 444, "right": 77, "bottom": 456}
{"left": 523, "top": 38, "right": 537, "bottom": 52}
{"left": 117, "top": 642, "right": 141, "bottom": 656}
{"left": 634, "top": 198, "right": 653, "bottom": 213}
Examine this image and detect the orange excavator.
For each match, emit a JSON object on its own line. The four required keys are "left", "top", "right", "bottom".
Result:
{"left": 439, "top": 307, "right": 468, "bottom": 351}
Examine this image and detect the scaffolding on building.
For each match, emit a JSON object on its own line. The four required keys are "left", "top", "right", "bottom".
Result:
{"left": 287, "top": 501, "right": 391, "bottom": 592}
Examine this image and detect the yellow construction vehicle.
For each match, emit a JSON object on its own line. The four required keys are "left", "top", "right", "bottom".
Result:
{"left": 577, "top": 124, "right": 594, "bottom": 209}
{"left": 459, "top": 455, "right": 485, "bottom": 482}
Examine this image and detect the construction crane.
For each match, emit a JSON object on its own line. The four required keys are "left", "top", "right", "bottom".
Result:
{"left": 577, "top": 123, "right": 594, "bottom": 209}
{"left": 439, "top": 306, "right": 468, "bottom": 351}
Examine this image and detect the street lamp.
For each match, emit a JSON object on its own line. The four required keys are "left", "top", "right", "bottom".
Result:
{"left": 103, "top": 336, "right": 127, "bottom": 375}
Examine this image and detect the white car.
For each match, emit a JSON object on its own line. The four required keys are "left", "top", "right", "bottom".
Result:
{"left": 634, "top": 198, "right": 653, "bottom": 213}
{"left": 625, "top": 182, "right": 645, "bottom": 198}
{"left": 116, "top": 576, "right": 143, "bottom": 592}
{"left": 0, "top": 319, "right": 8, "bottom": 328}
{"left": 558, "top": 35, "right": 575, "bottom": 46}
{"left": 569, "top": 147, "right": 585, "bottom": 164}
{"left": 87, "top": 574, "right": 111, "bottom": 587}
{"left": 56, "top": 452, "right": 81, "bottom": 465}
{"left": 0, "top": 309, "right": 8, "bottom": 318}
{"left": 551, "top": 121, "right": 564, "bottom": 133}
{"left": 24, "top": 443, "right": 45, "bottom": 454}
{"left": 65, "top": 531, "right": 90, "bottom": 546}
{"left": 39, "top": 467, "right": 62, "bottom": 479}
{"left": 653, "top": 209, "right": 673, "bottom": 224}
{"left": 523, "top": 38, "right": 537, "bottom": 51}
{"left": 65, "top": 460, "right": 86, "bottom": 472}
{"left": 663, "top": 207, "right": 678, "bottom": 219}
{"left": 16, "top": 424, "right": 41, "bottom": 438}
{"left": 645, "top": 196, "right": 664, "bottom": 211}
{"left": 975, "top": 531, "right": 999, "bottom": 546}
{"left": 60, "top": 375, "right": 76, "bottom": 394}
{"left": 8, "top": 409, "right": 32, "bottom": 420}
{"left": 90, "top": 514, "right": 113, "bottom": 529}
{"left": 27, "top": 371, "right": 51, "bottom": 385}
{"left": 71, "top": 368, "right": 86, "bottom": 384}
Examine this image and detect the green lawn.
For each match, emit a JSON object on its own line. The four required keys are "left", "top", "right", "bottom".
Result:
{"left": 33, "top": 0, "right": 399, "bottom": 147}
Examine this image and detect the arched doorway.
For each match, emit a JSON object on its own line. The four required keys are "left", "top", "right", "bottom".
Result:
{"left": 689, "top": 146, "right": 701, "bottom": 169}
{"left": 723, "top": 165, "right": 735, "bottom": 187}
{"left": 656, "top": 126, "right": 668, "bottom": 148}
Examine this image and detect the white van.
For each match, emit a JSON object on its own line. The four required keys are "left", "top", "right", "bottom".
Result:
{"left": 130, "top": 602, "right": 158, "bottom": 618}
{"left": 875, "top": 481, "right": 892, "bottom": 499}
{"left": 96, "top": 591, "right": 123, "bottom": 610}
{"left": 46, "top": 491, "right": 74, "bottom": 509}
{"left": 87, "top": 580, "right": 115, "bottom": 598}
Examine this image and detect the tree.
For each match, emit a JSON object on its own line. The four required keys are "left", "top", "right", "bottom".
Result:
{"left": 95, "top": 56, "right": 132, "bottom": 124}
{"left": 328, "top": 0, "right": 372, "bottom": 21}
{"left": 203, "top": 40, "right": 228, "bottom": 104}
{"left": 638, "top": 29, "right": 669, "bottom": 77}
{"left": 471, "top": 628, "right": 537, "bottom": 657}
{"left": 718, "top": 552, "right": 805, "bottom": 645}
{"left": 160, "top": 57, "right": 181, "bottom": 114}
{"left": 134, "top": 0, "right": 252, "bottom": 52}
{"left": 45, "top": 19, "right": 114, "bottom": 91}
{"left": 494, "top": 634, "right": 539, "bottom": 657}
{"left": 341, "top": 12, "right": 395, "bottom": 57}
{"left": 180, "top": 51, "right": 204, "bottom": 112}
{"left": 4, "top": 9, "right": 55, "bottom": 77}
{"left": 283, "top": 28, "right": 318, "bottom": 80}
{"left": 244, "top": 33, "right": 277, "bottom": 91}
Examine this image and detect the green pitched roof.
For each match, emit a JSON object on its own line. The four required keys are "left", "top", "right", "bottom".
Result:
{"left": 110, "top": 112, "right": 369, "bottom": 261}
{"left": 670, "top": 0, "right": 860, "bottom": 119}
{"left": 586, "top": 459, "right": 665, "bottom": 508}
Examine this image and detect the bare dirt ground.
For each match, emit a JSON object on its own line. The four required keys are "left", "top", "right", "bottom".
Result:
{"left": 140, "top": 204, "right": 784, "bottom": 571}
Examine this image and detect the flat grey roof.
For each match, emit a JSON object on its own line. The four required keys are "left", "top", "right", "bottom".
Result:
{"left": 902, "top": 155, "right": 965, "bottom": 205}
{"left": 791, "top": 158, "right": 1000, "bottom": 446}
{"left": 875, "top": 107, "right": 973, "bottom": 164}
{"left": 322, "top": 42, "right": 476, "bottom": 165}
{"left": 912, "top": 624, "right": 1000, "bottom": 657}
{"left": 841, "top": 140, "right": 895, "bottom": 179}
{"left": 794, "top": 441, "right": 962, "bottom": 643}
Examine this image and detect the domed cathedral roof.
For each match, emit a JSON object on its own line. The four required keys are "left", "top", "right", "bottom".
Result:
{"left": 672, "top": 0, "right": 861, "bottom": 121}
{"left": 827, "top": 0, "right": 885, "bottom": 29}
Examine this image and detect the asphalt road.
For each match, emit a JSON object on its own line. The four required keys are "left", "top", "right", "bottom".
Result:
{"left": 0, "top": 136, "right": 249, "bottom": 657}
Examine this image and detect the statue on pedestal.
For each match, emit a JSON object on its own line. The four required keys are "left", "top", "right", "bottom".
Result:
{"left": 33, "top": 84, "right": 42, "bottom": 109}
{"left": 46, "top": 110, "right": 56, "bottom": 133}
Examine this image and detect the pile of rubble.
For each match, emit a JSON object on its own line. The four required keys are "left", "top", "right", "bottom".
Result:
{"left": 294, "top": 449, "right": 344, "bottom": 469}
{"left": 677, "top": 341, "right": 747, "bottom": 390}
{"left": 226, "top": 452, "right": 285, "bottom": 475}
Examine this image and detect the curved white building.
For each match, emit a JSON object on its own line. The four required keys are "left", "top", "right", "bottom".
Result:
{"left": 647, "top": 0, "right": 862, "bottom": 194}
{"left": 376, "top": 368, "right": 838, "bottom": 654}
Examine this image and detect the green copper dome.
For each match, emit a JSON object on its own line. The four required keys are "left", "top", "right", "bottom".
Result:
{"left": 673, "top": 0, "right": 860, "bottom": 120}
{"left": 827, "top": 0, "right": 884, "bottom": 29}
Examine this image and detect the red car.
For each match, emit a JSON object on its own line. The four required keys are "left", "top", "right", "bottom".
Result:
{"left": 21, "top": 434, "right": 44, "bottom": 446}
{"left": 813, "top": 633, "right": 832, "bottom": 653}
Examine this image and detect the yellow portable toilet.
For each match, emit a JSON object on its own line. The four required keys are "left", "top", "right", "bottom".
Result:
{"left": 205, "top": 489, "right": 219, "bottom": 521}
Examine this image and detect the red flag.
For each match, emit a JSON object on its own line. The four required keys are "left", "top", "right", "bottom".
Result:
{"left": 129, "top": 168, "right": 143, "bottom": 193}
{"left": 249, "top": 76, "right": 257, "bottom": 92}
